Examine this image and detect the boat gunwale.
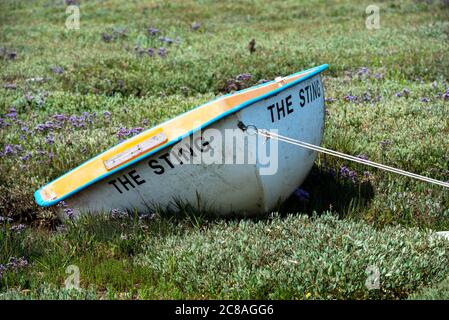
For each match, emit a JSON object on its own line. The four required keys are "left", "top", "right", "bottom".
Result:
{"left": 35, "top": 64, "right": 329, "bottom": 207}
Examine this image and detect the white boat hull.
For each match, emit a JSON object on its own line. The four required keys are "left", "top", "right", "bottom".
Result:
{"left": 60, "top": 74, "right": 325, "bottom": 218}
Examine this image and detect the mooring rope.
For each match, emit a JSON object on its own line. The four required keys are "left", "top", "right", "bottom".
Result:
{"left": 239, "top": 123, "right": 449, "bottom": 189}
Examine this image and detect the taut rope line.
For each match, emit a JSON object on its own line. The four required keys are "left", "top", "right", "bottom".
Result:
{"left": 238, "top": 122, "right": 449, "bottom": 189}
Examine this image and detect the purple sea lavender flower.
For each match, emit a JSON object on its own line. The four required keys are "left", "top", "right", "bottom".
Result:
{"left": 50, "top": 66, "right": 64, "bottom": 74}
{"left": 394, "top": 88, "right": 410, "bottom": 98}
{"left": 36, "top": 121, "right": 57, "bottom": 132}
{"left": 45, "top": 135, "right": 55, "bottom": 145}
{"left": 9, "top": 224, "right": 25, "bottom": 233}
{"left": 0, "top": 264, "right": 6, "bottom": 279}
{"left": 58, "top": 201, "right": 68, "bottom": 207}
{"left": 432, "top": 81, "right": 439, "bottom": 89}
{"left": 0, "top": 118, "right": 11, "bottom": 129}
{"left": 362, "top": 92, "right": 372, "bottom": 102}
{"left": 159, "top": 36, "right": 174, "bottom": 44}
{"left": 225, "top": 81, "right": 239, "bottom": 92}
{"left": 363, "top": 171, "right": 370, "bottom": 179}
{"left": 116, "top": 127, "right": 144, "bottom": 140}
{"left": 0, "top": 216, "right": 13, "bottom": 223}
{"left": 293, "top": 188, "right": 310, "bottom": 201}
{"left": 340, "top": 165, "right": 357, "bottom": 183}
{"left": 3, "top": 83, "right": 16, "bottom": 90}
{"left": 64, "top": 207, "right": 75, "bottom": 219}
{"left": 347, "top": 171, "right": 357, "bottom": 183}
{"left": 4, "top": 144, "right": 15, "bottom": 155}
{"left": 69, "top": 115, "right": 78, "bottom": 123}
{"left": 357, "top": 154, "right": 369, "bottom": 161}
{"left": 101, "top": 33, "right": 113, "bottom": 42}
{"left": 69, "top": 115, "right": 86, "bottom": 128}
{"left": 7, "top": 51, "right": 17, "bottom": 60}
{"left": 53, "top": 114, "right": 68, "bottom": 122}
{"left": 344, "top": 94, "right": 356, "bottom": 102}
{"left": 356, "top": 67, "right": 369, "bottom": 79}
{"left": 111, "top": 208, "right": 129, "bottom": 219}
{"left": 35, "top": 124, "right": 46, "bottom": 132}
{"left": 25, "top": 93, "right": 34, "bottom": 102}
{"left": 147, "top": 27, "right": 160, "bottom": 36}
{"left": 5, "top": 108, "right": 17, "bottom": 119}
{"left": 139, "top": 213, "right": 156, "bottom": 221}
{"left": 81, "top": 111, "right": 96, "bottom": 124}
{"left": 380, "top": 139, "right": 392, "bottom": 150}
{"left": 358, "top": 67, "right": 369, "bottom": 73}
{"left": 103, "top": 111, "right": 111, "bottom": 118}
{"left": 7, "top": 257, "right": 28, "bottom": 270}
{"left": 130, "top": 127, "right": 144, "bottom": 135}
{"left": 158, "top": 47, "right": 167, "bottom": 57}
{"left": 19, "top": 152, "right": 32, "bottom": 162}
{"left": 339, "top": 165, "right": 349, "bottom": 176}
{"left": 191, "top": 22, "right": 201, "bottom": 31}
{"left": 236, "top": 73, "right": 252, "bottom": 81}
{"left": 420, "top": 97, "right": 430, "bottom": 103}
{"left": 374, "top": 73, "right": 383, "bottom": 80}
{"left": 116, "top": 127, "right": 129, "bottom": 138}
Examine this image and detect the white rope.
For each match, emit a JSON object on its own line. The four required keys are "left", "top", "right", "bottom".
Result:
{"left": 255, "top": 129, "right": 449, "bottom": 189}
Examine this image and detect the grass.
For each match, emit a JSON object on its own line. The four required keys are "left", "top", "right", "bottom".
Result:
{"left": 1, "top": 213, "right": 449, "bottom": 299}
{"left": 0, "top": 0, "right": 448, "bottom": 299}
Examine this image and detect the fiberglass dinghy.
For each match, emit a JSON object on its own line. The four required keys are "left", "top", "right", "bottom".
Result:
{"left": 35, "top": 64, "right": 329, "bottom": 218}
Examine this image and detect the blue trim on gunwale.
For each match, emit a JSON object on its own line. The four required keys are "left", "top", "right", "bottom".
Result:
{"left": 35, "top": 64, "right": 329, "bottom": 207}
